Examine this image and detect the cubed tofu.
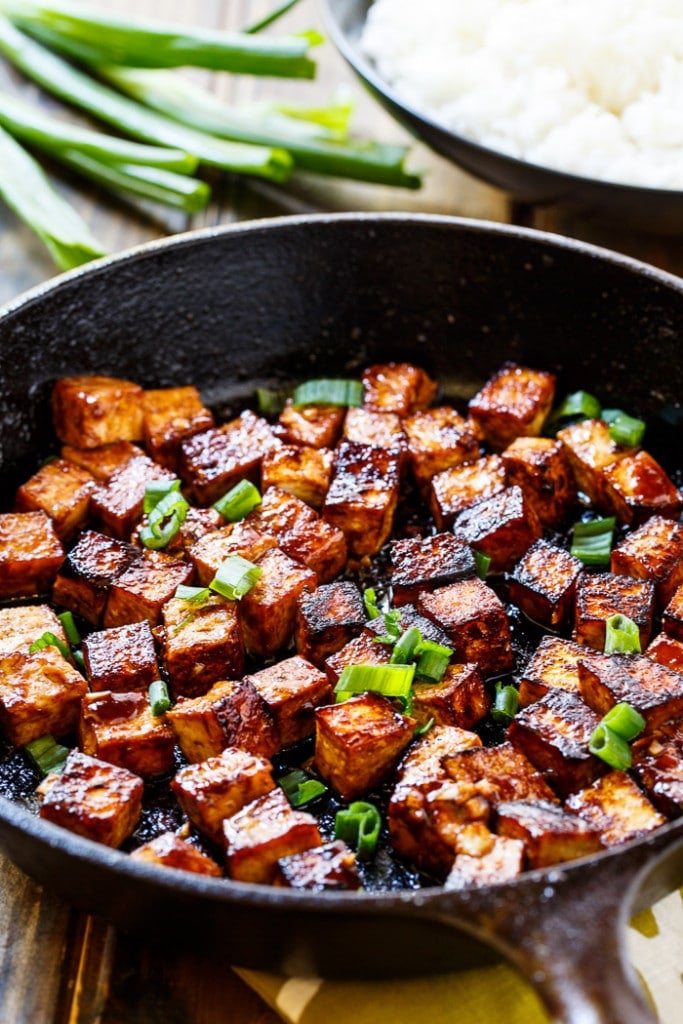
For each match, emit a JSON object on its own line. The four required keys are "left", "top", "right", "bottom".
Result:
{"left": 172, "top": 746, "right": 275, "bottom": 845}
{"left": 166, "top": 678, "right": 279, "bottom": 764}
{"left": 402, "top": 407, "right": 480, "bottom": 495}
{"left": 79, "top": 690, "right": 175, "bottom": 778}
{"left": 322, "top": 440, "right": 402, "bottom": 558}
{"left": 14, "top": 458, "right": 96, "bottom": 541}
{"left": 91, "top": 455, "right": 176, "bottom": 540}
{"left": 444, "top": 834, "right": 525, "bottom": 889}
{"left": 0, "top": 603, "right": 68, "bottom": 657}
{"left": 130, "top": 832, "right": 222, "bottom": 876}
{"left": 390, "top": 533, "right": 475, "bottom": 607}
{"left": 103, "top": 549, "right": 194, "bottom": 629}
{"left": 248, "top": 487, "right": 347, "bottom": 584}
{"left": 239, "top": 548, "right": 317, "bottom": 659}
{"left": 518, "top": 636, "right": 588, "bottom": 706}
{"left": 578, "top": 651, "right": 683, "bottom": 730}
{"left": 418, "top": 578, "right": 513, "bottom": 679}
{"left": 274, "top": 839, "right": 360, "bottom": 891}
{"left": 142, "top": 386, "right": 214, "bottom": 472}
{"left": 452, "top": 485, "right": 542, "bottom": 574}
{"left": 295, "top": 581, "right": 366, "bottom": 669}
{"left": 159, "top": 592, "right": 245, "bottom": 698}
{"left": 38, "top": 749, "right": 143, "bottom": 848}
{"left": 222, "top": 787, "right": 322, "bottom": 883}
{"left": 361, "top": 362, "right": 437, "bottom": 415}
{"left": 0, "top": 646, "right": 87, "bottom": 746}
{"left": 179, "top": 411, "right": 281, "bottom": 505}
{"left": 468, "top": 364, "right": 555, "bottom": 449}
{"left": 611, "top": 515, "right": 683, "bottom": 610}
{"left": 61, "top": 441, "right": 144, "bottom": 482}
{"left": 495, "top": 800, "right": 603, "bottom": 868}
{"left": 342, "top": 406, "right": 407, "bottom": 452}
{"left": 429, "top": 455, "right": 507, "bottom": 531}
{"left": 508, "top": 540, "right": 583, "bottom": 629}
{"left": 394, "top": 724, "right": 483, "bottom": 792}
{"left": 442, "top": 742, "right": 558, "bottom": 807}
{"left": 412, "top": 662, "right": 489, "bottom": 731}
{"left": 647, "top": 633, "right": 683, "bottom": 674}
{"left": 573, "top": 572, "right": 655, "bottom": 651}
{"left": 189, "top": 521, "right": 276, "bottom": 586}
{"left": 52, "top": 375, "right": 144, "bottom": 449}
{"left": 0, "top": 511, "right": 65, "bottom": 601}
{"left": 276, "top": 401, "right": 345, "bottom": 449}
{"left": 631, "top": 718, "right": 683, "bottom": 818}
{"left": 261, "top": 444, "right": 333, "bottom": 510}
{"left": 501, "top": 437, "right": 577, "bottom": 528}
{"left": 602, "top": 450, "right": 683, "bottom": 526}
{"left": 565, "top": 770, "right": 666, "bottom": 847}
{"left": 82, "top": 619, "right": 160, "bottom": 693}
{"left": 557, "top": 419, "right": 635, "bottom": 507}
{"left": 245, "top": 655, "right": 332, "bottom": 747}
{"left": 322, "top": 632, "right": 392, "bottom": 687}
{"left": 663, "top": 585, "right": 683, "bottom": 642}
{"left": 52, "top": 530, "right": 141, "bottom": 626}
{"left": 314, "top": 692, "right": 416, "bottom": 801}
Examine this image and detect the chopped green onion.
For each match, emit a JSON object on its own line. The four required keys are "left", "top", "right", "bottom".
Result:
{"left": 143, "top": 478, "right": 182, "bottom": 514}
{"left": 256, "top": 386, "right": 288, "bottom": 417}
{"left": 149, "top": 679, "right": 171, "bottom": 716}
{"left": 588, "top": 722, "right": 632, "bottom": 771}
{"left": 546, "top": 390, "right": 602, "bottom": 433}
{"left": 279, "top": 768, "right": 327, "bottom": 807}
{"left": 601, "top": 702, "right": 646, "bottom": 742}
{"left": 602, "top": 409, "right": 646, "bottom": 447}
{"left": 213, "top": 479, "right": 261, "bottom": 521}
{"left": 389, "top": 626, "right": 422, "bottom": 665}
{"left": 25, "top": 734, "right": 69, "bottom": 776}
{"left": 334, "top": 800, "right": 381, "bottom": 861}
{"left": 292, "top": 379, "right": 363, "bottom": 408}
{"left": 72, "top": 649, "right": 85, "bottom": 673}
{"left": 139, "top": 486, "right": 189, "bottom": 550}
{"left": 474, "top": 550, "right": 491, "bottom": 580}
{"left": 334, "top": 663, "right": 415, "bottom": 707}
{"left": 175, "top": 584, "right": 211, "bottom": 603}
{"left": 491, "top": 682, "right": 520, "bottom": 725}
{"left": 57, "top": 610, "right": 80, "bottom": 645}
{"left": 210, "top": 555, "right": 262, "bottom": 600}
{"left": 604, "top": 614, "right": 641, "bottom": 656}
{"left": 413, "top": 717, "right": 434, "bottom": 737}
{"left": 363, "top": 587, "right": 381, "bottom": 620}
{"left": 245, "top": 0, "right": 302, "bottom": 34}
{"left": 28, "top": 630, "right": 71, "bottom": 661}
{"left": 570, "top": 516, "right": 616, "bottom": 566}
{"left": 414, "top": 640, "right": 453, "bottom": 683}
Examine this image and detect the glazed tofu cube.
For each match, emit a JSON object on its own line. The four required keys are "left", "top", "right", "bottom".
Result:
{"left": 412, "top": 662, "right": 489, "bottom": 731}
{"left": 394, "top": 724, "right": 483, "bottom": 792}
{"left": 662, "top": 584, "right": 683, "bottom": 641}
{"left": 245, "top": 655, "right": 332, "bottom": 747}
{"left": 646, "top": 632, "right": 683, "bottom": 674}
{"left": 0, "top": 511, "right": 65, "bottom": 601}
{"left": 610, "top": 515, "right": 683, "bottom": 610}
{"left": 557, "top": 419, "right": 635, "bottom": 506}
{"left": 249, "top": 487, "right": 346, "bottom": 584}
{"left": 142, "top": 386, "right": 214, "bottom": 472}
{"left": 91, "top": 455, "right": 176, "bottom": 540}
{"left": 38, "top": 750, "right": 143, "bottom": 848}
{"left": 565, "top": 770, "right": 666, "bottom": 847}
{"left": 508, "top": 540, "right": 583, "bottom": 629}
{"left": 295, "top": 581, "right": 366, "bottom": 669}
{"left": 452, "top": 485, "right": 542, "bottom": 574}
{"left": 518, "top": 635, "right": 592, "bottom": 706}
{"left": 166, "top": 678, "right": 278, "bottom": 764}
{"left": 172, "top": 746, "right": 275, "bottom": 845}
{"left": 631, "top": 718, "right": 683, "bottom": 818}
{"left": 130, "top": 832, "right": 222, "bottom": 876}
{"left": 418, "top": 578, "right": 513, "bottom": 679}
{"left": 390, "top": 533, "right": 475, "bottom": 607}
{"left": 322, "top": 440, "right": 402, "bottom": 558}
{"left": 0, "top": 603, "right": 68, "bottom": 657}
{"left": 159, "top": 593, "right": 245, "bottom": 698}
{"left": 82, "top": 619, "right": 160, "bottom": 693}
{"left": 322, "top": 632, "right": 392, "bottom": 687}
{"left": 495, "top": 800, "right": 603, "bottom": 868}
{"left": 429, "top": 455, "right": 507, "bottom": 531}
{"left": 578, "top": 651, "right": 683, "bottom": 730}
{"left": 0, "top": 646, "right": 87, "bottom": 745}
{"left": 443, "top": 742, "right": 559, "bottom": 807}
{"left": 444, "top": 834, "right": 525, "bottom": 889}
{"left": 261, "top": 444, "right": 333, "bottom": 510}
{"left": 602, "top": 450, "right": 683, "bottom": 526}
{"left": 222, "top": 787, "right": 322, "bottom": 883}
{"left": 468, "top": 364, "right": 555, "bottom": 449}
{"left": 342, "top": 406, "right": 407, "bottom": 452}
{"left": 274, "top": 839, "right": 360, "bottom": 891}
{"left": 52, "top": 530, "right": 141, "bottom": 626}
{"left": 501, "top": 436, "right": 577, "bottom": 528}
{"left": 276, "top": 401, "right": 345, "bottom": 449}
{"left": 402, "top": 407, "right": 480, "bottom": 495}
{"left": 179, "top": 410, "right": 281, "bottom": 505}
{"left": 14, "top": 458, "right": 96, "bottom": 541}
{"left": 507, "top": 689, "right": 605, "bottom": 797}
{"left": 79, "top": 690, "right": 175, "bottom": 778}
{"left": 188, "top": 521, "right": 276, "bottom": 586}
{"left": 52, "top": 375, "right": 144, "bottom": 449}
{"left": 239, "top": 548, "right": 317, "bottom": 659}
{"left": 61, "top": 441, "right": 144, "bottom": 482}
{"left": 314, "top": 692, "right": 416, "bottom": 801}
{"left": 103, "top": 549, "right": 194, "bottom": 629}
{"left": 573, "top": 572, "right": 655, "bottom": 651}
{"left": 361, "top": 362, "right": 437, "bottom": 415}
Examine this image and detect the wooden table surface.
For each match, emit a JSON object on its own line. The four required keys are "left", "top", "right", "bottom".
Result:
{"left": 0, "top": 2, "right": 682, "bottom": 1021}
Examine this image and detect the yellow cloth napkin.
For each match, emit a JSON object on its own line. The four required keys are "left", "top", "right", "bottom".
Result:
{"left": 237, "top": 890, "right": 682, "bottom": 1024}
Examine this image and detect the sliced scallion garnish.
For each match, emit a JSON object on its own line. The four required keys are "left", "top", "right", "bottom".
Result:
{"left": 474, "top": 549, "right": 491, "bottom": 580}
{"left": 209, "top": 554, "right": 262, "bottom": 600}
{"left": 604, "top": 614, "right": 641, "bottom": 656}
{"left": 546, "top": 390, "right": 602, "bottom": 433}
{"left": 334, "top": 663, "right": 415, "bottom": 708}
{"left": 212, "top": 479, "right": 261, "bottom": 521}
{"left": 149, "top": 679, "right": 171, "bottom": 716}
{"left": 57, "top": 609, "right": 80, "bottom": 645}
{"left": 414, "top": 640, "right": 453, "bottom": 683}
{"left": 175, "top": 584, "right": 211, "bottom": 603}
{"left": 279, "top": 768, "right": 327, "bottom": 807}
{"left": 143, "top": 477, "right": 182, "bottom": 514}
{"left": 389, "top": 626, "right": 422, "bottom": 665}
{"left": 140, "top": 480, "right": 189, "bottom": 549}
{"left": 334, "top": 800, "right": 381, "bottom": 861}
{"left": 600, "top": 702, "right": 646, "bottom": 742}
{"left": 292, "top": 378, "right": 363, "bottom": 408}
{"left": 570, "top": 516, "right": 616, "bottom": 566}
{"left": 491, "top": 681, "right": 519, "bottom": 725}
{"left": 28, "top": 630, "right": 71, "bottom": 661}
{"left": 588, "top": 723, "right": 633, "bottom": 770}
{"left": 25, "top": 734, "right": 69, "bottom": 776}
{"left": 363, "top": 586, "right": 381, "bottom": 620}
{"left": 602, "top": 408, "right": 646, "bottom": 447}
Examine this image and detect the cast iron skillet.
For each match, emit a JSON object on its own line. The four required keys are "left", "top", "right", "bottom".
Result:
{"left": 1, "top": 213, "right": 683, "bottom": 1024}
{"left": 322, "top": 0, "right": 683, "bottom": 233}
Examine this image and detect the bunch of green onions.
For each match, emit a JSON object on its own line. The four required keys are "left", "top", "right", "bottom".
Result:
{"left": 0, "top": 0, "right": 420, "bottom": 270}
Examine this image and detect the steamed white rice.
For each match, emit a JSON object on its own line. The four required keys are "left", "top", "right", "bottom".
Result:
{"left": 360, "top": 0, "right": 683, "bottom": 189}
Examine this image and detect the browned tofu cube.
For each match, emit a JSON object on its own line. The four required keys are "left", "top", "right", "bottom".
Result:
{"left": 390, "top": 533, "right": 475, "bottom": 607}
{"left": 0, "top": 511, "right": 65, "bottom": 601}
{"left": 82, "top": 619, "right": 160, "bottom": 693}
{"left": 179, "top": 411, "right": 281, "bottom": 505}
{"left": 663, "top": 584, "right": 683, "bottom": 641}
{"left": 91, "top": 455, "right": 176, "bottom": 540}
{"left": 611, "top": 515, "right": 683, "bottom": 610}
{"left": 276, "top": 401, "right": 345, "bottom": 449}
{"left": 565, "top": 770, "right": 666, "bottom": 847}
{"left": 159, "top": 592, "right": 244, "bottom": 698}
{"left": 79, "top": 690, "right": 175, "bottom": 778}
{"left": 578, "top": 651, "right": 683, "bottom": 730}
{"left": 443, "top": 742, "right": 559, "bottom": 807}
{"left": 295, "top": 581, "right": 366, "bottom": 669}
{"left": 322, "top": 632, "right": 392, "bottom": 687}
{"left": 501, "top": 436, "right": 577, "bottom": 528}
{"left": 444, "top": 834, "right": 525, "bottom": 889}
{"left": 52, "top": 375, "right": 144, "bottom": 449}
{"left": 142, "top": 386, "right": 214, "bottom": 472}
{"left": 103, "top": 549, "right": 194, "bottom": 629}
{"left": 245, "top": 655, "right": 332, "bottom": 747}
{"left": 557, "top": 419, "right": 635, "bottom": 507}
{"left": 361, "top": 362, "right": 437, "bottom": 415}
{"left": 38, "top": 749, "right": 143, "bottom": 848}
{"left": 261, "top": 444, "right": 333, "bottom": 510}
{"left": 342, "top": 406, "right": 407, "bottom": 452}
{"left": 239, "top": 548, "right": 317, "bottom": 659}
{"left": 322, "top": 440, "right": 402, "bottom": 558}
{"left": 509, "top": 540, "right": 583, "bottom": 629}
{"left": 602, "top": 450, "right": 683, "bottom": 526}
{"left": 631, "top": 718, "right": 683, "bottom": 818}
{"left": 468, "top": 364, "right": 555, "bottom": 449}
{"left": 222, "top": 786, "right": 322, "bottom": 883}
{"left": 14, "top": 458, "right": 96, "bottom": 541}
{"left": 172, "top": 746, "right": 275, "bottom": 845}
{"left": 418, "top": 578, "right": 513, "bottom": 678}
{"left": 394, "top": 724, "right": 483, "bottom": 792}
{"left": 495, "top": 800, "right": 603, "bottom": 868}
{"left": 249, "top": 487, "right": 346, "bottom": 584}
{"left": 0, "top": 646, "right": 87, "bottom": 746}
{"left": 452, "top": 485, "right": 542, "bottom": 574}
{"left": 412, "top": 662, "right": 489, "bottom": 731}
{"left": 61, "top": 441, "right": 144, "bottom": 482}
{"left": 52, "top": 530, "right": 141, "bottom": 626}
{"left": 573, "top": 572, "right": 655, "bottom": 651}
{"left": 166, "top": 678, "right": 279, "bottom": 764}
{"left": 646, "top": 632, "right": 683, "bottom": 674}
{"left": 429, "top": 455, "right": 507, "bottom": 531}
{"left": 402, "top": 407, "right": 480, "bottom": 495}
{"left": 0, "top": 603, "right": 68, "bottom": 657}
{"left": 518, "top": 635, "right": 592, "bottom": 706}
{"left": 274, "top": 839, "right": 360, "bottom": 891}
{"left": 507, "top": 689, "right": 605, "bottom": 797}
{"left": 189, "top": 521, "right": 276, "bottom": 586}
{"left": 314, "top": 692, "right": 416, "bottom": 801}
{"left": 130, "top": 832, "right": 222, "bottom": 876}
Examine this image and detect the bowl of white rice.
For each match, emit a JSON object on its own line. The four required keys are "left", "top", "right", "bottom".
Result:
{"left": 322, "top": 0, "right": 683, "bottom": 228}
